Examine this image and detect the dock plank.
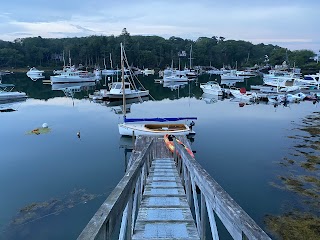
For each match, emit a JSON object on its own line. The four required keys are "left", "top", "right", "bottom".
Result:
{"left": 132, "top": 158, "right": 200, "bottom": 240}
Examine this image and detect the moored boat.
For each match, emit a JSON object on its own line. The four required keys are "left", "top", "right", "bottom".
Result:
{"left": 200, "top": 81, "right": 223, "bottom": 95}
{"left": 0, "top": 84, "right": 27, "bottom": 102}
{"left": 119, "top": 117, "right": 196, "bottom": 136}
{"left": 50, "top": 67, "right": 96, "bottom": 84}
{"left": 229, "top": 87, "right": 258, "bottom": 101}
{"left": 26, "top": 67, "right": 44, "bottom": 77}
{"left": 117, "top": 42, "right": 197, "bottom": 137}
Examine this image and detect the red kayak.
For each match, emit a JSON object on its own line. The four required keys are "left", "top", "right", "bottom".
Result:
{"left": 164, "top": 134, "right": 194, "bottom": 158}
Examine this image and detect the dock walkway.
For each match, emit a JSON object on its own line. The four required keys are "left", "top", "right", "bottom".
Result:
{"left": 133, "top": 158, "right": 199, "bottom": 239}
{"left": 78, "top": 136, "right": 272, "bottom": 240}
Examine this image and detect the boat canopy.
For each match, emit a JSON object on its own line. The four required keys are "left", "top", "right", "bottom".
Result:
{"left": 124, "top": 117, "right": 197, "bottom": 123}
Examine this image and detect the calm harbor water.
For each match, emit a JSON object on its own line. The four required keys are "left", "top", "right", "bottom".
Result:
{"left": 0, "top": 72, "right": 319, "bottom": 239}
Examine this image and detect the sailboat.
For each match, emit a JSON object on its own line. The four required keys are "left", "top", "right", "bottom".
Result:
{"left": 117, "top": 43, "right": 196, "bottom": 136}
{"left": 101, "top": 53, "right": 118, "bottom": 76}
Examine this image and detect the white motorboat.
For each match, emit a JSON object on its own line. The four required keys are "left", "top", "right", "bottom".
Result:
{"left": 26, "top": 67, "right": 44, "bottom": 80}
{"left": 207, "top": 68, "right": 223, "bottom": 75}
{"left": 26, "top": 67, "right": 44, "bottom": 77}
{"left": 50, "top": 68, "right": 96, "bottom": 84}
{"left": 141, "top": 68, "right": 155, "bottom": 76}
{"left": 229, "top": 87, "right": 258, "bottom": 101}
{"left": 117, "top": 43, "right": 196, "bottom": 137}
{"left": 236, "top": 70, "right": 257, "bottom": 78}
{"left": 295, "top": 72, "right": 320, "bottom": 88}
{"left": 0, "top": 84, "right": 27, "bottom": 101}
{"left": 102, "top": 82, "right": 149, "bottom": 100}
{"left": 221, "top": 70, "right": 244, "bottom": 81}
{"left": 200, "top": 81, "right": 223, "bottom": 96}
{"left": 102, "top": 69, "right": 119, "bottom": 76}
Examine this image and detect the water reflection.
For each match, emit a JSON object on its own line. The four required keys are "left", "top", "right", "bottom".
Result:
{"left": 200, "top": 93, "right": 223, "bottom": 104}
{"left": 94, "top": 96, "right": 149, "bottom": 114}
{"left": 27, "top": 75, "right": 45, "bottom": 81}
{"left": 163, "top": 81, "right": 188, "bottom": 90}
{"left": 51, "top": 82, "right": 96, "bottom": 98}
{"left": 220, "top": 79, "right": 244, "bottom": 87}
{"left": 119, "top": 136, "right": 134, "bottom": 171}
{"left": 0, "top": 98, "right": 26, "bottom": 112}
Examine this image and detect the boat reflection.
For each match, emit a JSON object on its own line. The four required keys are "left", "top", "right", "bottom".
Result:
{"left": 119, "top": 136, "right": 134, "bottom": 171}
{"left": 220, "top": 79, "right": 244, "bottom": 87}
{"left": 200, "top": 93, "right": 223, "bottom": 104}
{"left": 51, "top": 82, "right": 96, "bottom": 98}
{"left": 163, "top": 81, "right": 188, "bottom": 90}
{"left": 0, "top": 98, "right": 26, "bottom": 112}
{"left": 93, "top": 96, "right": 149, "bottom": 114}
{"left": 27, "top": 75, "right": 45, "bottom": 81}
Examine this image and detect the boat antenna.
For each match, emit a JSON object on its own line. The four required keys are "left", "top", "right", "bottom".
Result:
{"left": 68, "top": 50, "right": 71, "bottom": 67}
{"left": 62, "top": 50, "right": 66, "bottom": 67}
{"left": 110, "top": 53, "right": 113, "bottom": 69}
{"left": 189, "top": 45, "right": 193, "bottom": 69}
{"left": 121, "top": 43, "right": 126, "bottom": 119}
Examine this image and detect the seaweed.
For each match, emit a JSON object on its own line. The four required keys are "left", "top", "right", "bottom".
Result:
{"left": 5, "top": 188, "right": 104, "bottom": 229}
{"left": 265, "top": 212, "right": 320, "bottom": 240}
{"left": 267, "top": 112, "right": 320, "bottom": 239}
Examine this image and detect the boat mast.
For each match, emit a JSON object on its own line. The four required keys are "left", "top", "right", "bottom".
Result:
{"left": 110, "top": 53, "right": 113, "bottom": 69}
{"left": 68, "top": 50, "right": 71, "bottom": 67}
{"left": 62, "top": 50, "right": 66, "bottom": 67}
{"left": 121, "top": 43, "right": 126, "bottom": 118}
{"left": 103, "top": 57, "right": 106, "bottom": 69}
{"left": 189, "top": 45, "right": 192, "bottom": 69}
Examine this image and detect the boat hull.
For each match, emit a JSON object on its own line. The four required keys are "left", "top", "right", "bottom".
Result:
{"left": 229, "top": 89, "right": 257, "bottom": 101}
{"left": 107, "top": 90, "right": 149, "bottom": 100}
{"left": 0, "top": 92, "right": 27, "bottom": 101}
{"left": 50, "top": 75, "right": 96, "bottom": 84}
{"left": 118, "top": 123, "right": 193, "bottom": 136}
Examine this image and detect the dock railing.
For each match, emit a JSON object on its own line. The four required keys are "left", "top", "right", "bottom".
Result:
{"left": 77, "top": 137, "right": 155, "bottom": 240}
{"left": 78, "top": 136, "right": 272, "bottom": 240}
{"left": 173, "top": 138, "right": 271, "bottom": 240}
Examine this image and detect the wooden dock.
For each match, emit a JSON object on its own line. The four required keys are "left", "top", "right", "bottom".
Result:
{"left": 133, "top": 158, "right": 199, "bottom": 239}
{"left": 78, "top": 136, "right": 272, "bottom": 240}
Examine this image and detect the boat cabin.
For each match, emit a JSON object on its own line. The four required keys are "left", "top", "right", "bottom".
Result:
{"left": 109, "top": 82, "right": 133, "bottom": 94}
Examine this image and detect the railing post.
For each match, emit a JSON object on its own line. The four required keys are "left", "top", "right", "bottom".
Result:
{"left": 201, "top": 192, "right": 208, "bottom": 240}
{"left": 205, "top": 198, "right": 219, "bottom": 240}
{"left": 132, "top": 178, "right": 140, "bottom": 231}
{"left": 119, "top": 204, "right": 128, "bottom": 240}
{"left": 191, "top": 175, "right": 201, "bottom": 235}
{"left": 126, "top": 192, "right": 133, "bottom": 240}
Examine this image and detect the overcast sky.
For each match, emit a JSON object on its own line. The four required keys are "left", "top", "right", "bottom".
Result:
{"left": 1, "top": 0, "right": 319, "bottom": 52}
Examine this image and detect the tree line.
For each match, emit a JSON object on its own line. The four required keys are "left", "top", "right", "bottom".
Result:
{"left": 0, "top": 28, "right": 318, "bottom": 73}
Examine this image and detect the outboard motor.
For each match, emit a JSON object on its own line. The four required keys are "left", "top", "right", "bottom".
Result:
{"left": 189, "top": 121, "right": 195, "bottom": 131}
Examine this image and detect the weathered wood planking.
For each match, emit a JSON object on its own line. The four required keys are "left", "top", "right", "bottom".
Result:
{"left": 78, "top": 136, "right": 272, "bottom": 240}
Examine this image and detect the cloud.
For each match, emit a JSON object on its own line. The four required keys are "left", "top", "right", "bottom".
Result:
{"left": 0, "top": 0, "right": 319, "bottom": 51}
